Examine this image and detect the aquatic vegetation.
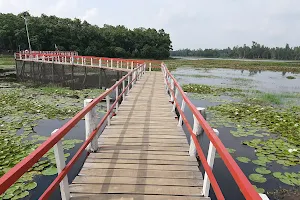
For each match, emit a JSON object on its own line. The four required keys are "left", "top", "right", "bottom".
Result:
{"left": 272, "top": 172, "right": 300, "bottom": 186}
{"left": 182, "top": 84, "right": 242, "bottom": 96}
{"left": 236, "top": 157, "right": 251, "bottom": 163}
{"left": 255, "top": 167, "right": 271, "bottom": 175}
{"left": 249, "top": 173, "right": 267, "bottom": 183}
{"left": 0, "top": 82, "right": 103, "bottom": 199}
{"left": 286, "top": 76, "right": 296, "bottom": 79}
{"left": 253, "top": 185, "right": 265, "bottom": 193}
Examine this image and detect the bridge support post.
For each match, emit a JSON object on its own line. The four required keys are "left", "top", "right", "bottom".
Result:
{"left": 171, "top": 88, "right": 178, "bottom": 112}
{"left": 177, "top": 92, "right": 187, "bottom": 126}
{"left": 115, "top": 83, "right": 119, "bottom": 112}
{"left": 84, "top": 99, "right": 98, "bottom": 152}
{"left": 202, "top": 129, "right": 220, "bottom": 197}
{"left": 189, "top": 107, "right": 206, "bottom": 157}
{"left": 106, "top": 89, "right": 111, "bottom": 126}
{"left": 51, "top": 129, "right": 70, "bottom": 200}
{"left": 127, "top": 75, "right": 131, "bottom": 95}
{"left": 122, "top": 80, "right": 125, "bottom": 100}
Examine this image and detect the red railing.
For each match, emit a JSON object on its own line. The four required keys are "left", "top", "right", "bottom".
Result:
{"left": 0, "top": 62, "right": 146, "bottom": 198}
{"left": 19, "top": 51, "right": 79, "bottom": 56}
{"left": 15, "top": 53, "right": 160, "bottom": 71}
{"left": 161, "top": 63, "right": 262, "bottom": 200}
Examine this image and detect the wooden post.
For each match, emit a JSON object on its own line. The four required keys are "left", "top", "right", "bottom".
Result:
{"left": 149, "top": 63, "right": 152, "bottom": 72}
{"left": 106, "top": 89, "right": 111, "bottom": 126}
{"left": 198, "top": 108, "right": 206, "bottom": 135}
{"left": 202, "top": 129, "right": 220, "bottom": 197}
{"left": 84, "top": 99, "right": 98, "bottom": 152}
{"left": 178, "top": 92, "right": 187, "bottom": 126}
{"left": 171, "top": 88, "right": 178, "bottom": 112}
{"left": 117, "top": 61, "right": 119, "bottom": 68}
{"left": 131, "top": 61, "right": 134, "bottom": 71}
{"left": 110, "top": 59, "right": 113, "bottom": 69}
{"left": 127, "top": 62, "right": 129, "bottom": 69}
{"left": 51, "top": 129, "right": 70, "bottom": 200}
{"left": 106, "top": 60, "right": 109, "bottom": 68}
{"left": 90, "top": 58, "right": 93, "bottom": 66}
{"left": 81, "top": 57, "right": 84, "bottom": 66}
{"left": 99, "top": 59, "right": 102, "bottom": 67}
{"left": 189, "top": 107, "right": 204, "bottom": 157}
{"left": 120, "top": 61, "right": 123, "bottom": 68}
{"left": 115, "top": 83, "right": 119, "bottom": 112}
{"left": 122, "top": 80, "right": 125, "bottom": 100}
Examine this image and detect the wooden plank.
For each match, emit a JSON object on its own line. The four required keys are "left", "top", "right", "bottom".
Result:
{"left": 82, "top": 162, "right": 199, "bottom": 171}
{"left": 99, "top": 145, "right": 189, "bottom": 152}
{"left": 70, "top": 193, "right": 210, "bottom": 200}
{"left": 85, "top": 158, "right": 198, "bottom": 166}
{"left": 88, "top": 153, "right": 197, "bottom": 162}
{"left": 98, "top": 138, "right": 187, "bottom": 144}
{"left": 98, "top": 142, "right": 190, "bottom": 147}
{"left": 72, "top": 176, "right": 203, "bottom": 186}
{"left": 97, "top": 149, "right": 188, "bottom": 156}
{"left": 69, "top": 184, "right": 202, "bottom": 196}
{"left": 100, "top": 134, "right": 186, "bottom": 139}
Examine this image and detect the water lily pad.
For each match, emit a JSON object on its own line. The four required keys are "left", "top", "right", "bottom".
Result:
{"left": 249, "top": 174, "right": 267, "bottom": 183}
{"left": 24, "top": 182, "right": 37, "bottom": 190}
{"left": 253, "top": 185, "right": 265, "bottom": 193}
{"left": 42, "top": 166, "right": 57, "bottom": 176}
{"left": 11, "top": 191, "right": 29, "bottom": 199}
{"left": 252, "top": 160, "right": 267, "bottom": 167}
{"left": 255, "top": 167, "right": 271, "bottom": 175}
{"left": 236, "top": 157, "right": 251, "bottom": 163}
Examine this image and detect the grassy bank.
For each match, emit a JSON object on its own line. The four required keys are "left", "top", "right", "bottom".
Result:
{"left": 0, "top": 55, "right": 14, "bottom": 66}
{"left": 164, "top": 59, "right": 300, "bottom": 72}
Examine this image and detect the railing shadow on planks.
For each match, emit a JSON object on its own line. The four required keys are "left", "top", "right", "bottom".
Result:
{"left": 0, "top": 56, "right": 266, "bottom": 200}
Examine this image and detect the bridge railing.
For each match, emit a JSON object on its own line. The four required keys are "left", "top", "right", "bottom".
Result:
{"left": 19, "top": 51, "right": 79, "bottom": 56}
{"left": 161, "top": 63, "right": 263, "bottom": 200}
{"left": 15, "top": 52, "right": 158, "bottom": 71}
{"left": 0, "top": 62, "right": 147, "bottom": 199}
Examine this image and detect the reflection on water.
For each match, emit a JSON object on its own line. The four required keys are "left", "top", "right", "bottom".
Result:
{"left": 173, "top": 67, "right": 300, "bottom": 93}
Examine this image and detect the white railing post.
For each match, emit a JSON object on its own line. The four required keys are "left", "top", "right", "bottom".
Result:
{"left": 171, "top": 88, "right": 178, "bottom": 112}
{"left": 110, "top": 59, "right": 113, "bottom": 68}
{"left": 84, "top": 99, "right": 98, "bottom": 152}
{"left": 131, "top": 61, "right": 134, "bottom": 71}
{"left": 126, "top": 62, "right": 129, "bottom": 69}
{"left": 117, "top": 61, "right": 119, "bottom": 68}
{"left": 170, "top": 79, "right": 174, "bottom": 102}
{"left": 90, "top": 58, "right": 93, "bottom": 66}
{"left": 76, "top": 58, "right": 79, "bottom": 64}
{"left": 51, "top": 129, "right": 70, "bottom": 200}
{"left": 106, "top": 89, "right": 111, "bottom": 126}
{"left": 122, "top": 80, "right": 125, "bottom": 100}
{"left": 202, "top": 129, "right": 220, "bottom": 197}
{"left": 120, "top": 61, "right": 123, "bottom": 68}
{"left": 127, "top": 75, "right": 131, "bottom": 95}
{"left": 65, "top": 56, "right": 67, "bottom": 63}
{"left": 106, "top": 60, "right": 109, "bottom": 68}
{"left": 115, "top": 82, "right": 119, "bottom": 112}
{"left": 99, "top": 59, "right": 102, "bottom": 67}
{"left": 81, "top": 57, "right": 84, "bottom": 66}
{"left": 177, "top": 92, "right": 187, "bottom": 126}
{"left": 149, "top": 63, "right": 152, "bottom": 72}
{"left": 189, "top": 107, "right": 206, "bottom": 156}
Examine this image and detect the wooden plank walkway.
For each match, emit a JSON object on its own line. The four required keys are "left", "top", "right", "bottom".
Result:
{"left": 70, "top": 72, "right": 209, "bottom": 200}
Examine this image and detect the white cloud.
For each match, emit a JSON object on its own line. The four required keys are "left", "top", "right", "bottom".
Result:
{"left": 1, "top": 0, "right": 300, "bottom": 49}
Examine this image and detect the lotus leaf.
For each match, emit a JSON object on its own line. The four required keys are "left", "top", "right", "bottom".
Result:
{"left": 249, "top": 174, "right": 267, "bottom": 183}
{"left": 42, "top": 166, "right": 57, "bottom": 176}
{"left": 236, "top": 157, "right": 251, "bottom": 163}
{"left": 255, "top": 167, "right": 271, "bottom": 175}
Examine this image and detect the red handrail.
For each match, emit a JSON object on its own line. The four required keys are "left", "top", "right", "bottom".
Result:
{"left": 161, "top": 63, "right": 262, "bottom": 200}
{"left": 0, "top": 63, "right": 145, "bottom": 196}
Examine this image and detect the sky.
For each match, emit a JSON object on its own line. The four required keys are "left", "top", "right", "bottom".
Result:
{"left": 1, "top": 0, "right": 300, "bottom": 50}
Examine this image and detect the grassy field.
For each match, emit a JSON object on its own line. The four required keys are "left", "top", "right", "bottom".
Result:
{"left": 163, "top": 58, "right": 300, "bottom": 72}
{"left": 0, "top": 55, "right": 14, "bottom": 66}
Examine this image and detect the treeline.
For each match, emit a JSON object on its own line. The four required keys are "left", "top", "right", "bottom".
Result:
{"left": 171, "top": 41, "right": 300, "bottom": 60}
{"left": 0, "top": 12, "right": 172, "bottom": 59}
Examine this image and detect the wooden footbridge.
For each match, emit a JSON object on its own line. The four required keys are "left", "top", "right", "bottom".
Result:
{"left": 0, "top": 52, "right": 267, "bottom": 200}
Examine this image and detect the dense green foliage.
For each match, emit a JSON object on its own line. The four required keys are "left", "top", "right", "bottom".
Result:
{"left": 171, "top": 41, "right": 300, "bottom": 60}
{"left": 0, "top": 12, "right": 172, "bottom": 59}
